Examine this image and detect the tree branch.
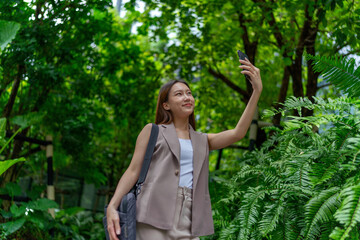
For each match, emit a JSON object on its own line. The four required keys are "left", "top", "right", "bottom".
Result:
{"left": 317, "top": 82, "right": 332, "bottom": 89}
{"left": 2, "top": 65, "right": 24, "bottom": 118}
{"left": 208, "top": 66, "right": 250, "bottom": 102}
{"left": 342, "top": 49, "right": 360, "bottom": 57}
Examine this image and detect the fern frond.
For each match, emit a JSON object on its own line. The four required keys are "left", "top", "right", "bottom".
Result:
{"left": 305, "top": 54, "right": 360, "bottom": 98}
{"left": 330, "top": 185, "right": 360, "bottom": 240}
{"left": 309, "top": 146, "right": 344, "bottom": 186}
{"left": 258, "top": 197, "right": 284, "bottom": 236}
{"left": 218, "top": 219, "right": 239, "bottom": 240}
{"left": 264, "top": 96, "right": 358, "bottom": 119}
{"left": 285, "top": 151, "right": 312, "bottom": 189}
{"left": 272, "top": 202, "right": 305, "bottom": 240}
{"left": 330, "top": 227, "right": 346, "bottom": 240}
{"left": 238, "top": 187, "right": 267, "bottom": 239}
{"left": 304, "top": 187, "right": 341, "bottom": 240}
{"left": 344, "top": 136, "right": 360, "bottom": 164}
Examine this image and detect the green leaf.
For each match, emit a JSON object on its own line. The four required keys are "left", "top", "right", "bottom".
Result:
{"left": 332, "top": 185, "right": 360, "bottom": 239}
{"left": 64, "top": 207, "right": 85, "bottom": 216}
{"left": 0, "top": 217, "right": 26, "bottom": 235}
{"left": 0, "top": 20, "right": 21, "bottom": 51}
{"left": 239, "top": 187, "right": 267, "bottom": 238}
{"left": 0, "top": 127, "right": 22, "bottom": 154}
{"left": 304, "top": 188, "right": 341, "bottom": 239}
{"left": 10, "top": 203, "right": 26, "bottom": 218}
{"left": 330, "top": 227, "right": 346, "bottom": 239}
{"left": 259, "top": 200, "right": 284, "bottom": 236}
{"left": 305, "top": 54, "right": 360, "bottom": 98}
{"left": 27, "top": 211, "right": 52, "bottom": 230}
{"left": 0, "top": 182, "right": 22, "bottom": 198}
{"left": 0, "top": 209, "right": 12, "bottom": 219}
{"left": 26, "top": 198, "right": 59, "bottom": 211}
{"left": 0, "top": 158, "right": 26, "bottom": 176}
{"left": 0, "top": 118, "right": 6, "bottom": 138}
{"left": 11, "top": 112, "right": 45, "bottom": 129}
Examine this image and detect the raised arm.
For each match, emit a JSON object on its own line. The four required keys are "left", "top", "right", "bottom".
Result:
{"left": 106, "top": 123, "right": 152, "bottom": 240}
{"left": 208, "top": 58, "right": 263, "bottom": 151}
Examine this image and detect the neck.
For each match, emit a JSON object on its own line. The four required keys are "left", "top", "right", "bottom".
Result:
{"left": 172, "top": 117, "right": 189, "bottom": 130}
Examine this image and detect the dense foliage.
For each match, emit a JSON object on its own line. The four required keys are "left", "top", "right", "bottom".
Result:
{"left": 0, "top": 0, "right": 359, "bottom": 239}
{"left": 206, "top": 55, "right": 360, "bottom": 240}
{"left": 135, "top": 0, "right": 360, "bottom": 125}
{"left": 0, "top": 0, "right": 163, "bottom": 188}
{"left": 208, "top": 96, "right": 360, "bottom": 240}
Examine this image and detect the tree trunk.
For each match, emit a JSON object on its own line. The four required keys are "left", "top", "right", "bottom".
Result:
{"left": 273, "top": 67, "right": 291, "bottom": 125}
{"left": 304, "top": 32, "right": 320, "bottom": 116}
{"left": 2, "top": 65, "right": 24, "bottom": 118}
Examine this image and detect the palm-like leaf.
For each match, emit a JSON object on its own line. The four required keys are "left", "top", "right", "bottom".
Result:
{"left": 304, "top": 187, "right": 341, "bottom": 240}
{"left": 258, "top": 198, "right": 284, "bottom": 236}
{"left": 330, "top": 185, "right": 360, "bottom": 240}
{"left": 305, "top": 54, "right": 360, "bottom": 98}
{"left": 272, "top": 205, "right": 303, "bottom": 240}
{"left": 238, "top": 187, "right": 266, "bottom": 239}
{"left": 309, "top": 148, "right": 343, "bottom": 186}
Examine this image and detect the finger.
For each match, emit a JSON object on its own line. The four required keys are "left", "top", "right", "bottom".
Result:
{"left": 239, "top": 59, "right": 254, "bottom": 68}
{"left": 114, "top": 218, "right": 121, "bottom": 236}
{"left": 239, "top": 65, "right": 253, "bottom": 71}
{"left": 108, "top": 225, "right": 118, "bottom": 240}
{"left": 240, "top": 67, "right": 257, "bottom": 79}
{"left": 241, "top": 70, "right": 255, "bottom": 80}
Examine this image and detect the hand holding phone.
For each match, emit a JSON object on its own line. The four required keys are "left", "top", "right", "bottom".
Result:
{"left": 237, "top": 50, "right": 250, "bottom": 81}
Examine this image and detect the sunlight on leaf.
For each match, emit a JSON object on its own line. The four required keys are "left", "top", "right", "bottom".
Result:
{"left": 0, "top": 158, "right": 25, "bottom": 176}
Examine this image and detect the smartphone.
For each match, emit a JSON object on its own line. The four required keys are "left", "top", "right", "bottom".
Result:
{"left": 237, "top": 50, "right": 250, "bottom": 80}
{"left": 237, "top": 50, "right": 248, "bottom": 61}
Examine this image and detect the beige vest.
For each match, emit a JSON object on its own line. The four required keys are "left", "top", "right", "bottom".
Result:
{"left": 136, "top": 123, "right": 214, "bottom": 237}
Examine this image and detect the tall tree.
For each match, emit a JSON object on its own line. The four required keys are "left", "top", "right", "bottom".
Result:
{"left": 0, "top": 0, "right": 162, "bottom": 193}
{"left": 134, "top": 0, "right": 360, "bottom": 127}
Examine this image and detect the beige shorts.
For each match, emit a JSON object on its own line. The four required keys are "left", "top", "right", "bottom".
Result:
{"left": 136, "top": 187, "right": 200, "bottom": 240}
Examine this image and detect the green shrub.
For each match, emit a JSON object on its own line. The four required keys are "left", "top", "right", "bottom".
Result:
{"left": 206, "top": 54, "right": 360, "bottom": 240}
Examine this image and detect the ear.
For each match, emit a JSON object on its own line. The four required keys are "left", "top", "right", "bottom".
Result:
{"left": 163, "top": 102, "right": 170, "bottom": 110}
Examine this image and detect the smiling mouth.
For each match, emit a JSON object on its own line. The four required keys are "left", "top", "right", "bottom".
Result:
{"left": 183, "top": 104, "right": 192, "bottom": 107}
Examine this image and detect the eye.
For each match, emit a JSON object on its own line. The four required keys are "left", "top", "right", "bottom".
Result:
{"left": 175, "top": 92, "right": 182, "bottom": 96}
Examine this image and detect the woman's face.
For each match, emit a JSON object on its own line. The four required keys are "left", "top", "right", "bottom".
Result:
{"left": 163, "top": 82, "right": 195, "bottom": 119}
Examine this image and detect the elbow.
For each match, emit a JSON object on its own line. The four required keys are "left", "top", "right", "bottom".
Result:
{"left": 233, "top": 130, "right": 246, "bottom": 142}
{"left": 237, "top": 133, "right": 246, "bottom": 142}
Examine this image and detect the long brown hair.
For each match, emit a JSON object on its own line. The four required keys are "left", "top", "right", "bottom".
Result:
{"left": 155, "top": 80, "right": 196, "bottom": 130}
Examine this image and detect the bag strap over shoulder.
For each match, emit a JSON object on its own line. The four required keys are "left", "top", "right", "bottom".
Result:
{"left": 137, "top": 123, "right": 159, "bottom": 185}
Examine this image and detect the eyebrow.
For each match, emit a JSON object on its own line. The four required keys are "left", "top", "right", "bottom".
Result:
{"left": 173, "top": 89, "right": 190, "bottom": 93}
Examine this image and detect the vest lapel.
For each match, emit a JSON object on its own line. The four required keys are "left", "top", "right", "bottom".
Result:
{"left": 161, "top": 123, "right": 207, "bottom": 188}
{"left": 161, "top": 123, "right": 180, "bottom": 165}
{"left": 190, "top": 125, "right": 207, "bottom": 189}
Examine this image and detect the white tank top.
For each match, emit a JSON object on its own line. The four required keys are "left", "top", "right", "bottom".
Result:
{"left": 178, "top": 138, "right": 194, "bottom": 189}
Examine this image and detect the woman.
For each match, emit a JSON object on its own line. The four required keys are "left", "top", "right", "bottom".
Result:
{"left": 106, "top": 58, "right": 262, "bottom": 240}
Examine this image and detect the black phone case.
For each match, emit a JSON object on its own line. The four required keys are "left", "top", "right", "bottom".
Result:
{"left": 237, "top": 50, "right": 248, "bottom": 61}
{"left": 237, "top": 50, "right": 250, "bottom": 80}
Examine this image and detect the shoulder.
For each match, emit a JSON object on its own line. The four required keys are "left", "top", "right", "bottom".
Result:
{"left": 143, "top": 123, "right": 153, "bottom": 131}
{"left": 191, "top": 129, "right": 208, "bottom": 143}
{"left": 137, "top": 123, "right": 153, "bottom": 141}
{"left": 192, "top": 128, "right": 207, "bottom": 137}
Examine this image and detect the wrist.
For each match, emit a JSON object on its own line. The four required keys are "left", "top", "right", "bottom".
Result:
{"left": 252, "top": 88, "right": 262, "bottom": 95}
{"left": 108, "top": 200, "right": 119, "bottom": 209}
